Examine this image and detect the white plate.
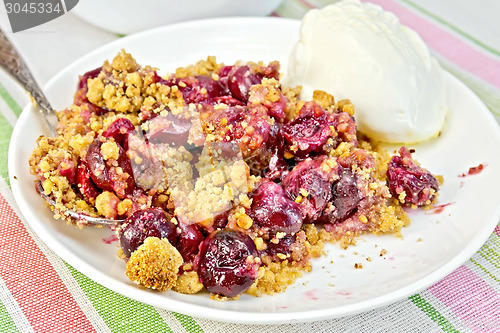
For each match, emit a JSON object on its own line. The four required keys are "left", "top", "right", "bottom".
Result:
{"left": 8, "top": 17, "right": 500, "bottom": 324}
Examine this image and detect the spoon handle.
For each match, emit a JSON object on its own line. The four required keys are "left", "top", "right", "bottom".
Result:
{"left": 0, "top": 28, "right": 57, "bottom": 135}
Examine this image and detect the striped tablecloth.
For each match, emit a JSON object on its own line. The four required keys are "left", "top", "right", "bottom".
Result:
{"left": 1, "top": 1, "right": 499, "bottom": 332}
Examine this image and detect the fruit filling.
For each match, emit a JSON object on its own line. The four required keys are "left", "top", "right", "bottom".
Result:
{"left": 29, "top": 51, "right": 441, "bottom": 299}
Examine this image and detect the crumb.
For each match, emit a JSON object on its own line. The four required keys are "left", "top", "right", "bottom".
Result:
{"left": 173, "top": 270, "right": 204, "bottom": 294}
{"left": 125, "top": 237, "right": 183, "bottom": 291}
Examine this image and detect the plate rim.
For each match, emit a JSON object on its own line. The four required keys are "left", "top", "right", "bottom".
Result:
{"left": 7, "top": 16, "right": 500, "bottom": 324}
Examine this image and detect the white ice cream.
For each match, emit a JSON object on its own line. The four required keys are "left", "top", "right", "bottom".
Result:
{"left": 285, "top": 0, "right": 447, "bottom": 143}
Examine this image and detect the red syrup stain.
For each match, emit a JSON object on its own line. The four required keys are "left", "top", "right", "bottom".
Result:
{"left": 305, "top": 289, "right": 319, "bottom": 300}
{"left": 426, "top": 202, "right": 455, "bottom": 215}
{"left": 103, "top": 234, "right": 118, "bottom": 244}
{"left": 459, "top": 163, "right": 486, "bottom": 177}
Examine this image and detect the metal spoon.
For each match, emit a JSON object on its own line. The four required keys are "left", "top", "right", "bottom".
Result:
{"left": 36, "top": 182, "right": 122, "bottom": 226}
{"left": 0, "top": 29, "right": 57, "bottom": 135}
{"left": 0, "top": 28, "right": 123, "bottom": 226}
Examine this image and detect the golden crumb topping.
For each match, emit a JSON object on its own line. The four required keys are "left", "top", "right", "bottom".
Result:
{"left": 125, "top": 237, "right": 183, "bottom": 291}
{"left": 173, "top": 271, "right": 204, "bottom": 294}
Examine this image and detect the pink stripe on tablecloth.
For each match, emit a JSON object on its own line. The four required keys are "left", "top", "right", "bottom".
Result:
{"left": 0, "top": 193, "right": 96, "bottom": 333}
{"left": 365, "top": 0, "right": 500, "bottom": 90}
{"left": 494, "top": 225, "right": 500, "bottom": 237}
{"left": 428, "top": 265, "right": 500, "bottom": 332}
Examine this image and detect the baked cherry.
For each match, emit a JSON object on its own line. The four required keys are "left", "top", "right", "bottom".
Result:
{"left": 264, "top": 123, "right": 290, "bottom": 180}
{"left": 281, "top": 102, "right": 357, "bottom": 160}
{"left": 76, "top": 162, "right": 100, "bottom": 201}
{"left": 332, "top": 168, "right": 360, "bottom": 221}
{"left": 145, "top": 113, "right": 191, "bottom": 146}
{"left": 387, "top": 147, "right": 439, "bottom": 206}
{"left": 74, "top": 66, "right": 109, "bottom": 116}
{"left": 118, "top": 207, "right": 177, "bottom": 258}
{"left": 213, "top": 95, "right": 245, "bottom": 106}
{"left": 78, "top": 66, "right": 102, "bottom": 91}
{"left": 196, "top": 229, "right": 260, "bottom": 298}
{"left": 211, "top": 210, "right": 230, "bottom": 229}
{"left": 58, "top": 159, "right": 77, "bottom": 185}
{"left": 177, "top": 75, "right": 224, "bottom": 104}
{"left": 282, "top": 157, "right": 333, "bottom": 222}
{"left": 248, "top": 181, "right": 303, "bottom": 235}
{"left": 177, "top": 222, "right": 205, "bottom": 262}
{"left": 281, "top": 102, "right": 334, "bottom": 159}
{"left": 263, "top": 235, "right": 296, "bottom": 260}
{"left": 202, "top": 104, "right": 271, "bottom": 158}
{"left": 151, "top": 71, "right": 170, "bottom": 86}
{"left": 102, "top": 118, "right": 135, "bottom": 150}
{"left": 85, "top": 139, "right": 135, "bottom": 198}
{"left": 227, "top": 65, "right": 263, "bottom": 103}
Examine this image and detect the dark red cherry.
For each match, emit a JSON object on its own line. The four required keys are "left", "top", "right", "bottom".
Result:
{"left": 85, "top": 139, "right": 135, "bottom": 198}
{"left": 332, "top": 168, "right": 360, "bottom": 221}
{"left": 263, "top": 235, "right": 296, "bottom": 260}
{"left": 227, "top": 66, "right": 262, "bottom": 103}
{"left": 248, "top": 181, "right": 303, "bottom": 235}
{"left": 196, "top": 229, "right": 260, "bottom": 298}
{"left": 102, "top": 118, "right": 135, "bottom": 150}
{"left": 281, "top": 102, "right": 334, "bottom": 159}
{"left": 178, "top": 75, "right": 225, "bottom": 104}
{"left": 387, "top": 147, "right": 439, "bottom": 206}
{"left": 213, "top": 95, "right": 245, "bottom": 106}
{"left": 78, "top": 66, "right": 102, "bottom": 90}
{"left": 177, "top": 222, "right": 205, "bottom": 263}
{"left": 282, "top": 157, "right": 332, "bottom": 222}
{"left": 145, "top": 113, "right": 191, "bottom": 146}
{"left": 76, "top": 162, "right": 100, "bottom": 201}
{"left": 118, "top": 207, "right": 177, "bottom": 258}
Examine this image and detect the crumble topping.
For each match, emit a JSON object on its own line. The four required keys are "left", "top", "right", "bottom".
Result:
{"left": 125, "top": 237, "right": 183, "bottom": 291}
{"left": 29, "top": 51, "right": 441, "bottom": 299}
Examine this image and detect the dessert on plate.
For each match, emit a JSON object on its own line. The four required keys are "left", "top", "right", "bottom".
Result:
{"left": 28, "top": 0, "right": 444, "bottom": 299}
{"left": 29, "top": 50, "right": 440, "bottom": 299}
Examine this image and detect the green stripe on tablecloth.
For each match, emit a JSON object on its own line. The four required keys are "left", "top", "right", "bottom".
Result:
{"left": 489, "top": 229, "right": 500, "bottom": 248}
{"left": 470, "top": 256, "right": 500, "bottom": 286}
{"left": 400, "top": 0, "right": 500, "bottom": 58}
{"left": 173, "top": 312, "right": 204, "bottom": 333}
{"left": 409, "top": 294, "right": 459, "bottom": 333}
{"left": 66, "top": 264, "right": 174, "bottom": 333}
{"left": 0, "top": 302, "right": 19, "bottom": 333}
{"left": 478, "top": 243, "right": 500, "bottom": 275}
{"left": 468, "top": 229, "right": 500, "bottom": 284}
{"left": 0, "top": 82, "right": 23, "bottom": 117}
{"left": 0, "top": 112, "right": 13, "bottom": 186}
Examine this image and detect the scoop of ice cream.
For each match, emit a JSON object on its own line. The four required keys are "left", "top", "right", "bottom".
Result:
{"left": 285, "top": 0, "right": 447, "bottom": 143}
